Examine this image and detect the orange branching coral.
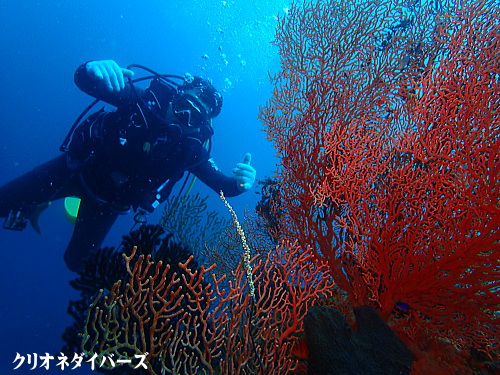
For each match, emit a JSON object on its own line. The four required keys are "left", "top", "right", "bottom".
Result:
{"left": 219, "top": 239, "right": 333, "bottom": 374}
{"left": 81, "top": 239, "right": 333, "bottom": 374}
{"left": 81, "top": 245, "right": 233, "bottom": 375}
{"left": 260, "top": 0, "right": 500, "bottom": 365}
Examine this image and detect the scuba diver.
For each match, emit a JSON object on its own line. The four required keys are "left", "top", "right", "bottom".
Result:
{"left": 0, "top": 59, "right": 256, "bottom": 272}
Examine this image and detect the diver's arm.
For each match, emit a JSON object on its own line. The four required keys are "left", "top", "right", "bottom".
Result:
{"left": 134, "top": 158, "right": 242, "bottom": 214}
{"left": 74, "top": 60, "right": 141, "bottom": 107}
{"left": 191, "top": 157, "right": 243, "bottom": 197}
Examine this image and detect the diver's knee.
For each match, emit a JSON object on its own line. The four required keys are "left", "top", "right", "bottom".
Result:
{"left": 63, "top": 250, "right": 85, "bottom": 273}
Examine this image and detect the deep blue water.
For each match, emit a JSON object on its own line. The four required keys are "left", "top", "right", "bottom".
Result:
{"left": 0, "top": 1, "right": 286, "bottom": 373}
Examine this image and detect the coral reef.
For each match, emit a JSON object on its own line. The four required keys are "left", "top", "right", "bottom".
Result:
{"left": 80, "top": 245, "right": 223, "bottom": 374}
{"left": 260, "top": 0, "right": 500, "bottom": 369}
{"left": 62, "top": 224, "right": 203, "bottom": 374}
{"left": 73, "top": 238, "right": 332, "bottom": 373}
{"left": 63, "top": 204, "right": 333, "bottom": 374}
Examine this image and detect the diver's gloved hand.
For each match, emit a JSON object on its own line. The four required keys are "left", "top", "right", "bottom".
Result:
{"left": 233, "top": 153, "right": 256, "bottom": 192}
{"left": 86, "top": 60, "right": 134, "bottom": 92}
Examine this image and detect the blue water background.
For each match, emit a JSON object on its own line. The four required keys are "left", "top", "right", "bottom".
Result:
{"left": 0, "top": 0, "right": 287, "bottom": 373}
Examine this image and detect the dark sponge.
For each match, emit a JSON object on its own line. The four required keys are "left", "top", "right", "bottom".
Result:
{"left": 304, "top": 305, "right": 414, "bottom": 375}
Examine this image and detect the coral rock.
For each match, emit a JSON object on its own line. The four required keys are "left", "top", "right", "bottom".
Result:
{"left": 304, "top": 305, "right": 414, "bottom": 375}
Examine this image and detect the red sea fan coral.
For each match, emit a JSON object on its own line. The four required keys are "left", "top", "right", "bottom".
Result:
{"left": 260, "top": 0, "right": 500, "bottom": 363}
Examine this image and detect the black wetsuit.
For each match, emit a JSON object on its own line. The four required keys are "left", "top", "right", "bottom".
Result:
{"left": 0, "top": 62, "right": 241, "bottom": 272}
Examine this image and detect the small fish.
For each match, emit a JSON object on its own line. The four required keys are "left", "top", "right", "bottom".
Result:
{"left": 291, "top": 334, "right": 309, "bottom": 360}
{"left": 395, "top": 301, "right": 411, "bottom": 315}
{"left": 397, "top": 55, "right": 411, "bottom": 70}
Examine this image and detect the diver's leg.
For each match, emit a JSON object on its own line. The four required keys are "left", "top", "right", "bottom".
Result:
{"left": 63, "top": 198, "right": 118, "bottom": 272}
{"left": 0, "top": 154, "right": 75, "bottom": 217}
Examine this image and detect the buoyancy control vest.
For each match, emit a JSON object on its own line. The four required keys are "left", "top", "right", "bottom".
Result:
{"left": 66, "top": 77, "right": 213, "bottom": 211}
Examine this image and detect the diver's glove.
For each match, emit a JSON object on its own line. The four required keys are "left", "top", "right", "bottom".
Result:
{"left": 233, "top": 153, "right": 256, "bottom": 192}
{"left": 86, "top": 60, "right": 134, "bottom": 92}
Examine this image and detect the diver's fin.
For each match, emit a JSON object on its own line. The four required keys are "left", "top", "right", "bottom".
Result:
{"left": 29, "top": 202, "right": 51, "bottom": 235}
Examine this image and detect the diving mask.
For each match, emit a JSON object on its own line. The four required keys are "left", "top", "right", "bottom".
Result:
{"left": 172, "top": 94, "right": 207, "bottom": 128}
